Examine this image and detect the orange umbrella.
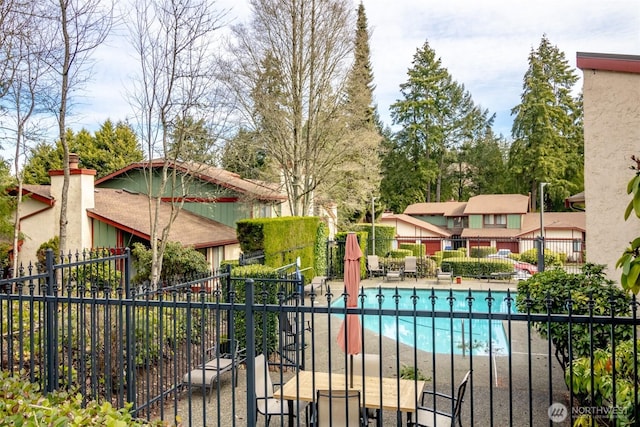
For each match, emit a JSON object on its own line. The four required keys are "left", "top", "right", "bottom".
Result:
{"left": 337, "top": 232, "right": 362, "bottom": 386}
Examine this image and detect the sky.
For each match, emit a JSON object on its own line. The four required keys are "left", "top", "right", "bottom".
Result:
{"left": 80, "top": 0, "right": 640, "bottom": 140}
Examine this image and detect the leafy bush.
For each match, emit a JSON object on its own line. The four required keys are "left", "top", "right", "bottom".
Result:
{"left": 230, "top": 264, "right": 279, "bottom": 355}
{"left": 314, "top": 222, "right": 328, "bottom": 279}
{"left": 519, "top": 247, "right": 564, "bottom": 267}
{"left": 399, "top": 365, "right": 430, "bottom": 381}
{"left": 131, "top": 241, "right": 210, "bottom": 285}
{"left": 441, "top": 257, "right": 513, "bottom": 277}
{"left": 386, "top": 249, "right": 412, "bottom": 258}
{"left": 399, "top": 243, "right": 425, "bottom": 257}
{"left": 0, "top": 371, "right": 162, "bottom": 426}
{"left": 469, "top": 246, "right": 496, "bottom": 258}
{"left": 567, "top": 340, "right": 640, "bottom": 426}
{"left": 36, "top": 236, "right": 60, "bottom": 271}
{"left": 515, "top": 264, "right": 633, "bottom": 370}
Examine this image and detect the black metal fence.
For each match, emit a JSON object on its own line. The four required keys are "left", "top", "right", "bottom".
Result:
{"left": 328, "top": 236, "right": 586, "bottom": 280}
{"left": 1, "top": 247, "right": 638, "bottom": 427}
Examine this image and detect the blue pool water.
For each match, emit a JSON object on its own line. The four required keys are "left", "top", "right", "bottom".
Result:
{"left": 332, "top": 288, "right": 517, "bottom": 356}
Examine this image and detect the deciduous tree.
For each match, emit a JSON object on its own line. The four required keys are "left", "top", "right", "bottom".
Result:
{"left": 128, "top": 0, "right": 228, "bottom": 286}
{"left": 223, "top": 0, "right": 355, "bottom": 217}
{"left": 40, "top": 0, "right": 113, "bottom": 255}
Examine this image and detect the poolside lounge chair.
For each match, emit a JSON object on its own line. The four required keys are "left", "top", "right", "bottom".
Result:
{"left": 316, "top": 389, "right": 365, "bottom": 427}
{"left": 436, "top": 266, "right": 453, "bottom": 284}
{"left": 409, "top": 370, "right": 471, "bottom": 427}
{"left": 182, "top": 339, "right": 244, "bottom": 402}
{"left": 404, "top": 256, "right": 418, "bottom": 280}
{"left": 367, "top": 255, "right": 384, "bottom": 278}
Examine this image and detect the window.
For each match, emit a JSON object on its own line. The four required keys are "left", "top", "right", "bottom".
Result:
{"left": 484, "top": 214, "right": 507, "bottom": 228}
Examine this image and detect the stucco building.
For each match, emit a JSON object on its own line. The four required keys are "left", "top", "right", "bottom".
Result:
{"left": 577, "top": 52, "right": 640, "bottom": 282}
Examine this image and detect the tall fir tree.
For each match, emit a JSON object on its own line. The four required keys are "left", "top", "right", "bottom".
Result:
{"left": 383, "top": 40, "right": 492, "bottom": 211}
{"left": 509, "top": 34, "right": 582, "bottom": 211}
{"left": 327, "top": 1, "right": 382, "bottom": 225}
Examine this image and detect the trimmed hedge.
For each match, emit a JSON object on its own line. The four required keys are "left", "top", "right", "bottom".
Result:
{"left": 470, "top": 246, "right": 496, "bottom": 258}
{"left": 351, "top": 224, "right": 395, "bottom": 257}
{"left": 399, "top": 243, "right": 425, "bottom": 256}
{"left": 230, "top": 265, "right": 279, "bottom": 355}
{"left": 441, "top": 257, "right": 514, "bottom": 277}
{"left": 236, "top": 216, "right": 320, "bottom": 280}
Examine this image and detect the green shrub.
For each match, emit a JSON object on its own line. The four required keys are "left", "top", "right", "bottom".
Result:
{"left": 386, "top": 249, "right": 412, "bottom": 258}
{"left": 515, "top": 263, "right": 633, "bottom": 370}
{"left": 567, "top": 341, "right": 640, "bottom": 426}
{"left": 0, "top": 371, "right": 161, "bottom": 426}
{"left": 399, "top": 243, "right": 425, "bottom": 257}
{"left": 314, "top": 222, "right": 328, "bottom": 279}
{"left": 469, "top": 246, "right": 495, "bottom": 258}
{"left": 441, "top": 257, "right": 513, "bottom": 277}
{"left": 131, "top": 242, "right": 210, "bottom": 285}
{"left": 399, "top": 365, "right": 430, "bottom": 381}
{"left": 519, "top": 248, "right": 564, "bottom": 267}
{"left": 230, "top": 265, "right": 279, "bottom": 355}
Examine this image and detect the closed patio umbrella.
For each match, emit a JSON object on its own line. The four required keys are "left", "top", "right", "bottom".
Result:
{"left": 337, "top": 232, "right": 362, "bottom": 387}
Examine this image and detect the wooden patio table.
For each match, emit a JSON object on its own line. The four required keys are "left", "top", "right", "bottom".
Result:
{"left": 274, "top": 370, "right": 426, "bottom": 427}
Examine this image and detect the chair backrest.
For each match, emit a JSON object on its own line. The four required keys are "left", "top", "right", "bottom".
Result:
{"left": 254, "top": 354, "right": 274, "bottom": 402}
{"left": 404, "top": 256, "right": 417, "bottom": 272}
{"left": 367, "top": 255, "right": 380, "bottom": 269}
{"left": 453, "top": 370, "right": 472, "bottom": 421}
{"left": 316, "top": 389, "right": 361, "bottom": 427}
{"left": 351, "top": 353, "right": 380, "bottom": 378}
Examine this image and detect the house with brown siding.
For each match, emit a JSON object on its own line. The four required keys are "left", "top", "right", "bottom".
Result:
{"left": 386, "top": 194, "right": 585, "bottom": 258}
{"left": 13, "top": 157, "right": 289, "bottom": 270}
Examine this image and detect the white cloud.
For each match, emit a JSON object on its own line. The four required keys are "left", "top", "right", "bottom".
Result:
{"left": 68, "top": 0, "right": 640, "bottom": 139}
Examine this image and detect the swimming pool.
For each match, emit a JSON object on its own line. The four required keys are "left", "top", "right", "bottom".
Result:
{"left": 332, "top": 288, "right": 517, "bottom": 356}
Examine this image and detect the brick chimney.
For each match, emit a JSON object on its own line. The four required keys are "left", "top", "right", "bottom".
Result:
{"left": 69, "top": 153, "right": 79, "bottom": 169}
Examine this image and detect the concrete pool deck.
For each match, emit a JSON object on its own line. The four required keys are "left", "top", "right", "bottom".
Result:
{"left": 173, "top": 275, "right": 570, "bottom": 426}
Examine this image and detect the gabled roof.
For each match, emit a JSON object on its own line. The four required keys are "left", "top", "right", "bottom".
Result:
{"left": 13, "top": 185, "right": 55, "bottom": 206}
{"left": 380, "top": 213, "right": 452, "bottom": 237}
{"left": 464, "top": 194, "right": 530, "bottom": 215}
{"left": 95, "top": 160, "right": 287, "bottom": 202}
{"left": 518, "top": 212, "right": 586, "bottom": 236}
{"left": 404, "top": 201, "right": 467, "bottom": 217}
{"left": 88, "top": 188, "right": 238, "bottom": 248}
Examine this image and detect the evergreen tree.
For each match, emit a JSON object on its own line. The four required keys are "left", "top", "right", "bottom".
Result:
{"left": 327, "top": 1, "right": 382, "bottom": 226}
{"left": 510, "top": 35, "right": 582, "bottom": 211}
{"left": 384, "top": 40, "right": 493, "bottom": 210}
{"left": 22, "top": 120, "right": 144, "bottom": 183}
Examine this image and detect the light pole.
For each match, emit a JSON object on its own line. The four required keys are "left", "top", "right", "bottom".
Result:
{"left": 371, "top": 196, "right": 376, "bottom": 255}
{"left": 539, "top": 182, "right": 548, "bottom": 238}
{"left": 539, "top": 182, "right": 548, "bottom": 271}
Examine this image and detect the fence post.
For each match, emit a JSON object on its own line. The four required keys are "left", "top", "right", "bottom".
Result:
{"left": 245, "top": 279, "right": 256, "bottom": 427}
{"left": 45, "top": 249, "right": 57, "bottom": 393}
{"left": 124, "top": 248, "right": 136, "bottom": 406}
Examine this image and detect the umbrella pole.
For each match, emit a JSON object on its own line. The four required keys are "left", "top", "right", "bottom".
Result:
{"left": 350, "top": 354, "right": 354, "bottom": 388}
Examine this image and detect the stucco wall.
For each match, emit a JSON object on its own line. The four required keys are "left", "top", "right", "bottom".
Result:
{"left": 583, "top": 69, "right": 640, "bottom": 282}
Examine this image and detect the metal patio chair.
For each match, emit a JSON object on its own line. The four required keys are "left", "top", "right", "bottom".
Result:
{"left": 316, "top": 389, "right": 365, "bottom": 427}
{"left": 409, "top": 370, "right": 471, "bottom": 427}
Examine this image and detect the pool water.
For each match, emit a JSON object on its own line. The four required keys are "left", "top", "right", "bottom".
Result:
{"left": 332, "top": 288, "right": 516, "bottom": 356}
